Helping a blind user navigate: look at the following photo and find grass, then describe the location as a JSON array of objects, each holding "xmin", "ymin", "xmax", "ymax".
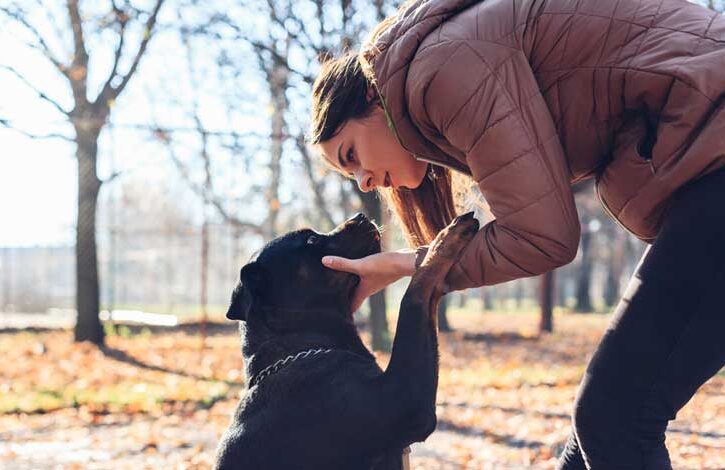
[{"xmin": 1, "ymin": 378, "xmax": 230, "ymax": 415}]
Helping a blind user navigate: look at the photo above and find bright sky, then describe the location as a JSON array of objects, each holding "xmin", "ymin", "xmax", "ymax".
[
  {"xmin": 0, "ymin": 134, "xmax": 76, "ymax": 247},
  {"xmin": 0, "ymin": 2, "xmax": 273, "ymax": 247},
  {"xmin": 4, "ymin": 1, "xmax": 719, "ymax": 248}
]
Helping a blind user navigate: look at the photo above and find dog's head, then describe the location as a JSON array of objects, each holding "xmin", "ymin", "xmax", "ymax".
[{"xmin": 226, "ymin": 213, "xmax": 381, "ymax": 323}]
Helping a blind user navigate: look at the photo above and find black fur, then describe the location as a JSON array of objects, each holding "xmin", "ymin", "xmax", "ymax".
[{"xmin": 215, "ymin": 211, "xmax": 478, "ymax": 470}]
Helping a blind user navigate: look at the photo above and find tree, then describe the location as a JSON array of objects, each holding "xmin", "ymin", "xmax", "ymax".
[
  {"xmin": 538, "ymin": 180, "xmax": 594, "ymax": 332},
  {"xmin": 539, "ymin": 271, "xmax": 555, "ymax": 332},
  {"xmin": 575, "ymin": 213, "xmax": 595, "ymax": 312},
  {"xmin": 1, "ymin": 1, "xmax": 165, "ymax": 345}
]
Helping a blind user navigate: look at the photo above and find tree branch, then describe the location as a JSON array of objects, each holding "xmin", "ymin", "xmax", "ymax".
[
  {"xmin": 192, "ymin": 14, "xmax": 314, "ymax": 85},
  {"xmin": 0, "ymin": 64, "xmax": 69, "ymax": 115},
  {"xmin": 296, "ymin": 134, "xmax": 335, "ymax": 228},
  {"xmin": 0, "ymin": 5, "xmax": 69, "ymax": 75},
  {"xmin": 161, "ymin": 133, "xmax": 265, "ymax": 235},
  {"xmin": 66, "ymin": 0, "xmax": 89, "ymax": 105},
  {"xmin": 98, "ymin": 4, "xmax": 129, "ymax": 104},
  {"xmin": 112, "ymin": 122, "xmax": 279, "ymax": 140},
  {"xmin": 0, "ymin": 118, "xmax": 73, "ymax": 142},
  {"xmin": 101, "ymin": 169, "xmax": 124, "ymax": 185},
  {"xmin": 107, "ymin": 0, "xmax": 165, "ymax": 100}
]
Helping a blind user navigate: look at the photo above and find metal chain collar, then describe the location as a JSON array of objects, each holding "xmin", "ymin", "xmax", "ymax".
[{"xmin": 249, "ymin": 347, "xmax": 334, "ymax": 388}]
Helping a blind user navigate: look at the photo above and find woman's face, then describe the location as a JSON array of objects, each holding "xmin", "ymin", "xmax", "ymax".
[{"xmin": 316, "ymin": 105, "xmax": 428, "ymax": 192}]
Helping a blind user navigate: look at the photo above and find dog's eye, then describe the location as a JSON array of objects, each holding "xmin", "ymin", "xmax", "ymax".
[{"xmin": 306, "ymin": 235, "xmax": 319, "ymax": 245}]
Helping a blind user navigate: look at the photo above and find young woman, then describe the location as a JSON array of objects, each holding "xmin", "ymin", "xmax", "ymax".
[{"xmin": 308, "ymin": 0, "xmax": 725, "ymax": 468}]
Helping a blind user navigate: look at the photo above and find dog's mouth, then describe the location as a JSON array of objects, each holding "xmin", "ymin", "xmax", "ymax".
[
  {"xmin": 324, "ymin": 213, "xmax": 381, "ymax": 315},
  {"xmin": 328, "ymin": 213, "xmax": 381, "ymax": 259}
]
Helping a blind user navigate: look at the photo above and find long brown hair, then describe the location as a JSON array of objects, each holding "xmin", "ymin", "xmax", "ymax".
[{"xmin": 308, "ymin": 2, "xmax": 472, "ymax": 248}]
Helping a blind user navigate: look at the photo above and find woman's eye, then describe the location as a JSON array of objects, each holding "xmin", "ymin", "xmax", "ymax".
[{"xmin": 347, "ymin": 148, "xmax": 355, "ymax": 163}]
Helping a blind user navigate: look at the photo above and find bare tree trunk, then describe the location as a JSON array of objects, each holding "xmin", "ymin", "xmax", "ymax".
[
  {"xmin": 438, "ymin": 295, "xmax": 452, "ymax": 332},
  {"xmin": 575, "ymin": 218, "xmax": 594, "ymax": 312},
  {"xmin": 539, "ymin": 271, "xmax": 555, "ymax": 333},
  {"xmin": 368, "ymin": 290, "xmax": 391, "ymax": 351},
  {"xmin": 482, "ymin": 287, "xmax": 494, "ymax": 311},
  {"xmin": 266, "ymin": 49, "xmax": 288, "ymax": 238},
  {"xmin": 362, "ymin": 194, "xmax": 390, "ymax": 351},
  {"xmin": 361, "ymin": 0, "xmax": 392, "ymax": 350},
  {"xmin": 515, "ymin": 280, "xmax": 525, "ymax": 309},
  {"xmin": 603, "ymin": 229, "xmax": 625, "ymax": 308},
  {"xmin": 74, "ymin": 128, "xmax": 103, "ymax": 344}
]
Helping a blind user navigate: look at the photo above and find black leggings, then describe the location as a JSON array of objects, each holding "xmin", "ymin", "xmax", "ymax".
[{"xmin": 556, "ymin": 167, "xmax": 725, "ymax": 470}]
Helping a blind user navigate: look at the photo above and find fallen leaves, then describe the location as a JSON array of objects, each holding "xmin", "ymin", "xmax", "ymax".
[{"xmin": 0, "ymin": 312, "xmax": 722, "ymax": 469}]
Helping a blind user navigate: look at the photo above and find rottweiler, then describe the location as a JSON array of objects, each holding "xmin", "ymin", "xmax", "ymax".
[{"xmin": 215, "ymin": 211, "xmax": 479, "ymax": 470}]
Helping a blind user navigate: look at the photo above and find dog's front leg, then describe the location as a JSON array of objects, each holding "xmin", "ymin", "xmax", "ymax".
[{"xmin": 382, "ymin": 212, "xmax": 479, "ymax": 444}]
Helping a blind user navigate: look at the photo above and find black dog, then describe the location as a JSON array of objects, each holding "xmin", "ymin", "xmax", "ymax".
[{"xmin": 215, "ymin": 211, "xmax": 479, "ymax": 470}]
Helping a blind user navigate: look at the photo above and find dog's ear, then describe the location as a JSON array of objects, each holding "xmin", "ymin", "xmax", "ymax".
[{"xmin": 226, "ymin": 262, "xmax": 266, "ymax": 321}]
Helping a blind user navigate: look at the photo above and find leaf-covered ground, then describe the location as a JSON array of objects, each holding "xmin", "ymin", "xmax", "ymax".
[{"xmin": 1, "ymin": 311, "xmax": 723, "ymax": 469}]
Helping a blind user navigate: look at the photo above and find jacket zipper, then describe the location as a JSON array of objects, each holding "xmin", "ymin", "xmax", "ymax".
[{"xmin": 414, "ymin": 154, "xmax": 471, "ymax": 175}]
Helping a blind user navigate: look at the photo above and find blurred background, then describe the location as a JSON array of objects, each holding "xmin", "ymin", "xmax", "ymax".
[{"xmin": 1, "ymin": 1, "xmax": 723, "ymax": 469}]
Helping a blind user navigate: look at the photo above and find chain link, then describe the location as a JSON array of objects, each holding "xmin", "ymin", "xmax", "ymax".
[{"xmin": 250, "ymin": 347, "xmax": 333, "ymax": 388}]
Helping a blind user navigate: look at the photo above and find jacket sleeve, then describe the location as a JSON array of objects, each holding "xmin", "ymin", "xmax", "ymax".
[{"xmin": 409, "ymin": 41, "xmax": 580, "ymax": 292}]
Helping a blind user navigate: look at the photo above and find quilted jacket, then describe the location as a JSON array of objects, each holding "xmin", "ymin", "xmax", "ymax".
[{"xmin": 361, "ymin": 0, "xmax": 725, "ymax": 291}]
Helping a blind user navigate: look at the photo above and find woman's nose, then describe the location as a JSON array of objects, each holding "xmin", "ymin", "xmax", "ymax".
[{"xmin": 354, "ymin": 168, "xmax": 375, "ymax": 192}]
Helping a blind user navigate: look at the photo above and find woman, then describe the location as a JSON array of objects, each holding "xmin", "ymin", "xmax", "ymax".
[{"xmin": 308, "ymin": 0, "xmax": 725, "ymax": 468}]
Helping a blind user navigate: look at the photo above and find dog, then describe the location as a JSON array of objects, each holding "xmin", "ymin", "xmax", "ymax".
[{"xmin": 215, "ymin": 211, "xmax": 479, "ymax": 470}]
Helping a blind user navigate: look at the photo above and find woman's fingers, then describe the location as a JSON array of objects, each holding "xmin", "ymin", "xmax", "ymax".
[{"xmin": 321, "ymin": 256, "xmax": 360, "ymax": 274}]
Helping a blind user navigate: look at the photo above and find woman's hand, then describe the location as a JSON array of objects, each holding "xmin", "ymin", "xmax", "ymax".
[{"xmin": 322, "ymin": 250, "xmax": 416, "ymax": 313}]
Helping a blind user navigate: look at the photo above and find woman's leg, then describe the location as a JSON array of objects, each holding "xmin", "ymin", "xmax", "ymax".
[{"xmin": 556, "ymin": 167, "xmax": 725, "ymax": 470}]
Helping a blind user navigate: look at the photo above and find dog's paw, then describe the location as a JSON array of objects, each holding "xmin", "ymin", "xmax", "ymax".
[{"xmin": 420, "ymin": 211, "xmax": 479, "ymax": 270}]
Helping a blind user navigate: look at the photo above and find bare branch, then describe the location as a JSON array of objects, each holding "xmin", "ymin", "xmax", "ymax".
[
  {"xmin": 66, "ymin": 0, "xmax": 85, "ymax": 55},
  {"xmin": 106, "ymin": 0, "xmax": 165, "ymax": 100},
  {"xmin": 101, "ymin": 169, "xmax": 124, "ymax": 185},
  {"xmin": 296, "ymin": 134, "xmax": 335, "ymax": 227},
  {"xmin": 0, "ymin": 118, "xmax": 73, "ymax": 142},
  {"xmin": 0, "ymin": 64, "xmax": 69, "ymax": 115},
  {"xmin": 161, "ymin": 134, "xmax": 265, "ymax": 235},
  {"xmin": 98, "ymin": 4, "xmax": 129, "ymax": 104},
  {"xmin": 112, "ymin": 122, "xmax": 280, "ymax": 140},
  {"xmin": 192, "ymin": 14, "xmax": 315, "ymax": 85},
  {"xmin": 0, "ymin": 5, "xmax": 69, "ymax": 75},
  {"xmin": 242, "ymin": 33, "xmax": 314, "ymax": 84},
  {"xmin": 265, "ymin": 0, "xmax": 319, "ymax": 57},
  {"xmin": 33, "ymin": 0, "xmax": 69, "ymax": 55},
  {"xmin": 66, "ymin": 0, "xmax": 89, "ymax": 104}
]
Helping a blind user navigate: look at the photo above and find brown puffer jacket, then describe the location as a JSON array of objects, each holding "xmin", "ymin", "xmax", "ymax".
[{"xmin": 361, "ymin": 0, "xmax": 725, "ymax": 292}]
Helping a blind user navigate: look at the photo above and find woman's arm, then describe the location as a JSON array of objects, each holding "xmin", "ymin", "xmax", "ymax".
[{"xmin": 408, "ymin": 40, "xmax": 581, "ymax": 291}]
